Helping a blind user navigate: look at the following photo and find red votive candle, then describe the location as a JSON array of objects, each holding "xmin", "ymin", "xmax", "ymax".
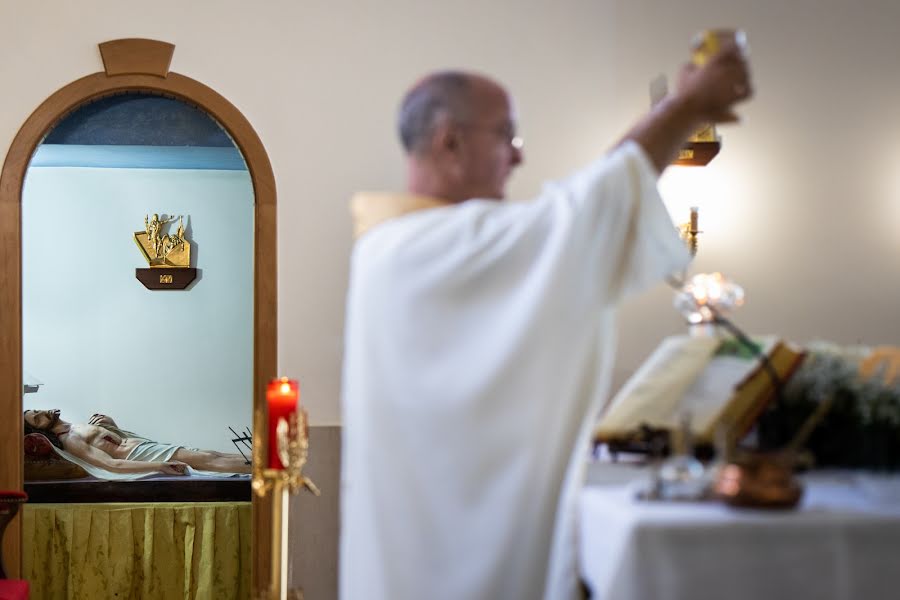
[{"xmin": 267, "ymin": 377, "xmax": 299, "ymax": 470}]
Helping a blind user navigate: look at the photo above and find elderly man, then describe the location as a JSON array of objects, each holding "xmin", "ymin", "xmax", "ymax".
[
  {"xmin": 342, "ymin": 40, "xmax": 752, "ymax": 600},
  {"xmin": 24, "ymin": 409, "xmax": 250, "ymax": 475}
]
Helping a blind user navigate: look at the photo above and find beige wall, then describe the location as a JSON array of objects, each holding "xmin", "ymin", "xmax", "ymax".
[{"xmin": 3, "ymin": 1, "xmax": 899, "ymax": 424}]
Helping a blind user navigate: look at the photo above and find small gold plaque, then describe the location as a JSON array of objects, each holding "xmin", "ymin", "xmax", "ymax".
[
  {"xmin": 678, "ymin": 149, "xmax": 695, "ymax": 160},
  {"xmin": 159, "ymin": 274, "xmax": 173, "ymax": 284}
]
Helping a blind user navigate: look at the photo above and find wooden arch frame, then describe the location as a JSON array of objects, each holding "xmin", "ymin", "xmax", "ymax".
[{"xmin": 0, "ymin": 39, "xmax": 276, "ymax": 591}]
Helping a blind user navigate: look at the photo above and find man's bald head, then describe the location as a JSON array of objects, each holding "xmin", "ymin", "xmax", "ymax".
[
  {"xmin": 399, "ymin": 71, "xmax": 522, "ymax": 201},
  {"xmin": 398, "ymin": 71, "xmax": 476, "ymax": 156}
]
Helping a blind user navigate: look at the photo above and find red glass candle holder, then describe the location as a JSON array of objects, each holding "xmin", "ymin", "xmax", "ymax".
[{"xmin": 266, "ymin": 377, "xmax": 299, "ymax": 470}]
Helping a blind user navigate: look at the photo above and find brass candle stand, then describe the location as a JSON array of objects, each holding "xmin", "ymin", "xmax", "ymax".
[
  {"xmin": 252, "ymin": 407, "xmax": 320, "ymax": 600},
  {"xmin": 678, "ymin": 206, "xmax": 701, "ymax": 257}
]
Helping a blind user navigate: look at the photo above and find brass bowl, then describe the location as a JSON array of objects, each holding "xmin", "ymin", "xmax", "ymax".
[{"xmin": 713, "ymin": 453, "xmax": 804, "ymax": 509}]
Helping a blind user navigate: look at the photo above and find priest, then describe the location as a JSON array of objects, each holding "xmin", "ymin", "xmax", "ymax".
[{"xmin": 341, "ymin": 38, "xmax": 752, "ymax": 600}]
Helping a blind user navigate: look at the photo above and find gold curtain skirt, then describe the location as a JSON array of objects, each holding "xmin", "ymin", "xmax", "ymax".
[{"xmin": 23, "ymin": 502, "xmax": 251, "ymax": 600}]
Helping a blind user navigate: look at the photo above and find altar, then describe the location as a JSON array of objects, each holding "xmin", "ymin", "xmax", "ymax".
[{"xmin": 579, "ymin": 463, "xmax": 900, "ymax": 600}]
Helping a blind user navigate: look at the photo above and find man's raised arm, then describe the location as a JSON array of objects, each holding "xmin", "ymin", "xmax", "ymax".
[{"xmin": 619, "ymin": 38, "xmax": 753, "ymax": 173}]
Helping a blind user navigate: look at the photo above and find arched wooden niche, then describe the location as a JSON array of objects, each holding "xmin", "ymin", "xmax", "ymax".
[{"xmin": 0, "ymin": 39, "xmax": 276, "ymax": 592}]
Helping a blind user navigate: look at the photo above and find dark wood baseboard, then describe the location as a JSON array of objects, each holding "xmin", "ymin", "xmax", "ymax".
[{"xmin": 25, "ymin": 476, "xmax": 250, "ymax": 503}]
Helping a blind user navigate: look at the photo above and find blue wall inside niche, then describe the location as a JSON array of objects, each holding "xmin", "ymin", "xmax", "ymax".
[
  {"xmin": 45, "ymin": 94, "xmax": 234, "ymax": 147},
  {"xmin": 31, "ymin": 145, "xmax": 247, "ymax": 170}
]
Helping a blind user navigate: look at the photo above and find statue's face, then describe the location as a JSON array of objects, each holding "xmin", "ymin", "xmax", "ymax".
[{"xmin": 24, "ymin": 408, "xmax": 60, "ymax": 430}]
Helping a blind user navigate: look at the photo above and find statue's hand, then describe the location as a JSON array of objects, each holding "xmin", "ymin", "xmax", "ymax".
[
  {"xmin": 160, "ymin": 461, "xmax": 189, "ymax": 476},
  {"xmin": 89, "ymin": 413, "xmax": 117, "ymax": 427}
]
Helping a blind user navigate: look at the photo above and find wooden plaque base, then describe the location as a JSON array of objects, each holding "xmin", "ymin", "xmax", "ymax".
[{"xmin": 136, "ymin": 267, "xmax": 196, "ymax": 290}]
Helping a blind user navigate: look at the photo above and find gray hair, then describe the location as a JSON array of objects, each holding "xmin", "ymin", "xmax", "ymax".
[{"xmin": 398, "ymin": 71, "xmax": 473, "ymax": 155}]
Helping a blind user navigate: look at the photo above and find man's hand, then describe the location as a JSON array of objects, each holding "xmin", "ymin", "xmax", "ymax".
[
  {"xmin": 89, "ymin": 413, "xmax": 118, "ymax": 428},
  {"xmin": 159, "ymin": 461, "xmax": 189, "ymax": 476},
  {"xmin": 675, "ymin": 38, "xmax": 753, "ymax": 124},
  {"xmin": 619, "ymin": 35, "xmax": 754, "ymax": 173}
]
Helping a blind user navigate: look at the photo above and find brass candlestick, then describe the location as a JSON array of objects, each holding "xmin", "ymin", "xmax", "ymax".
[
  {"xmin": 678, "ymin": 206, "xmax": 701, "ymax": 257},
  {"xmin": 252, "ymin": 407, "xmax": 320, "ymax": 600}
]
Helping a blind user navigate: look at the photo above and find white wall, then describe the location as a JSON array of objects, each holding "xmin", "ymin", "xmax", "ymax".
[
  {"xmin": 22, "ymin": 164, "xmax": 254, "ymax": 453},
  {"xmin": 3, "ymin": 0, "xmax": 899, "ymax": 425}
]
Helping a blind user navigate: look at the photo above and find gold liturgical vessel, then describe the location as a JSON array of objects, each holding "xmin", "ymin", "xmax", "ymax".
[
  {"xmin": 674, "ymin": 29, "xmax": 748, "ymax": 166},
  {"xmin": 253, "ymin": 401, "xmax": 320, "ymax": 600},
  {"xmin": 133, "ymin": 213, "xmax": 197, "ymax": 289}
]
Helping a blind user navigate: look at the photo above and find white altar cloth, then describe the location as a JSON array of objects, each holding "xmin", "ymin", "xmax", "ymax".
[{"xmin": 579, "ymin": 467, "xmax": 900, "ymax": 600}]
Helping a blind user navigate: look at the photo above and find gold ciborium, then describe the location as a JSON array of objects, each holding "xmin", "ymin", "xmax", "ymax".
[
  {"xmin": 252, "ymin": 406, "xmax": 320, "ymax": 600},
  {"xmin": 675, "ymin": 29, "xmax": 749, "ymax": 166}
]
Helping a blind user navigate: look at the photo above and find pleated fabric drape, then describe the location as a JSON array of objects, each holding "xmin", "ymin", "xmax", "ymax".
[{"xmin": 23, "ymin": 502, "xmax": 251, "ymax": 599}]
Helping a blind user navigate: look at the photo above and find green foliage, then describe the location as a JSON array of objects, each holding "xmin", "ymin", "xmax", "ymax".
[
  {"xmin": 758, "ymin": 347, "xmax": 900, "ymax": 470},
  {"xmin": 714, "ymin": 337, "xmax": 762, "ymax": 359}
]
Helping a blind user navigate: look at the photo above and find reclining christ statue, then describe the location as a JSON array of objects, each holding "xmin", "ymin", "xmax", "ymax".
[{"xmin": 24, "ymin": 409, "xmax": 251, "ymax": 475}]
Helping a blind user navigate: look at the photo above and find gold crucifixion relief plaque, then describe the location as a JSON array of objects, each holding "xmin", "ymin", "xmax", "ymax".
[
  {"xmin": 134, "ymin": 213, "xmax": 197, "ymax": 289},
  {"xmin": 134, "ymin": 213, "xmax": 191, "ymax": 267}
]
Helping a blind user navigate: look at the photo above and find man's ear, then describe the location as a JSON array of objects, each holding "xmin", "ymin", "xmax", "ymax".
[{"xmin": 431, "ymin": 120, "xmax": 462, "ymax": 160}]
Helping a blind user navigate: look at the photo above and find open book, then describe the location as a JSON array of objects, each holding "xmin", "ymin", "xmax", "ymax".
[{"xmin": 594, "ymin": 335, "xmax": 806, "ymax": 447}]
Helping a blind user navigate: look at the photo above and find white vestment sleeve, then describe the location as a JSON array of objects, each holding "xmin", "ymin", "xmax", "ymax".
[{"xmin": 541, "ymin": 139, "xmax": 691, "ymax": 304}]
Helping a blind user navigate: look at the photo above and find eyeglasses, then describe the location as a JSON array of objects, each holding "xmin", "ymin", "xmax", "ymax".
[{"xmin": 459, "ymin": 123, "xmax": 524, "ymax": 150}]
